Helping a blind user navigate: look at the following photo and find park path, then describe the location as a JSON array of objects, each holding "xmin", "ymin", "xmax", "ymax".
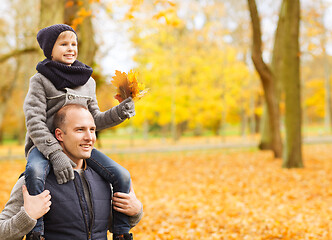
[
  {"xmin": 1, "ymin": 135, "xmax": 332, "ymax": 160},
  {"xmin": 102, "ymin": 135, "xmax": 332, "ymax": 154}
]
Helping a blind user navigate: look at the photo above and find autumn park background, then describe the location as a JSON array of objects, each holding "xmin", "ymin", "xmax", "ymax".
[{"xmin": 1, "ymin": 0, "xmax": 332, "ymax": 239}]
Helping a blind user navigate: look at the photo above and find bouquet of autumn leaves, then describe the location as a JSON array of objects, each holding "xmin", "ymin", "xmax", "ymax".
[{"xmin": 111, "ymin": 70, "xmax": 148, "ymax": 102}]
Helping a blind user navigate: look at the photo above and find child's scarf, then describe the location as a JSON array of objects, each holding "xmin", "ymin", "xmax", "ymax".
[{"xmin": 36, "ymin": 59, "xmax": 93, "ymax": 90}]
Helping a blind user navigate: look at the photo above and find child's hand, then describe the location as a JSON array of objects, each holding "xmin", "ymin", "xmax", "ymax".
[
  {"xmin": 117, "ymin": 97, "xmax": 135, "ymax": 119},
  {"xmin": 49, "ymin": 151, "xmax": 76, "ymax": 184},
  {"xmin": 22, "ymin": 185, "xmax": 51, "ymax": 220}
]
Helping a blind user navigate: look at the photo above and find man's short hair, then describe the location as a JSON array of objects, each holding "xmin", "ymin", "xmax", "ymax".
[{"xmin": 53, "ymin": 104, "xmax": 89, "ymax": 130}]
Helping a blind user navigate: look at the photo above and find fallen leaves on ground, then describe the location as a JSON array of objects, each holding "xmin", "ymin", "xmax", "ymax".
[
  {"xmin": 0, "ymin": 160, "xmax": 25, "ymax": 210},
  {"xmin": 1, "ymin": 144, "xmax": 332, "ymax": 239},
  {"xmin": 120, "ymin": 145, "xmax": 332, "ymax": 240}
]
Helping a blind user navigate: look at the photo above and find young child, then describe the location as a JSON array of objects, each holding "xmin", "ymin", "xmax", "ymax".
[{"xmin": 23, "ymin": 24, "xmax": 135, "ymax": 240}]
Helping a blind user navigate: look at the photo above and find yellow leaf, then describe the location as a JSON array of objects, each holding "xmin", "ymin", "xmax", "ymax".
[
  {"xmin": 65, "ymin": 0, "xmax": 74, "ymax": 8},
  {"xmin": 71, "ymin": 17, "xmax": 84, "ymax": 30},
  {"xmin": 77, "ymin": 7, "xmax": 92, "ymax": 17},
  {"xmin": 111, "ymin": 70, "xmax": 149, "ymax": 101}
]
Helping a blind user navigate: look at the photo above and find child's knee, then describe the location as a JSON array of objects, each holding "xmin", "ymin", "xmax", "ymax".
[
  {"xmin": 118, "ymin": 168, "xmax": 131, "ymax": 186},
  {"xmin": 25, "ymin": 162, "xmax": 48, "ymax": 181},
  {"xmin": 115, "ymin": 167, "xmax": 131, "ymax": 192}
]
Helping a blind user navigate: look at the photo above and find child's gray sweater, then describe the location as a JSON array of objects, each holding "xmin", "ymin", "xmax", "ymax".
[{"xmin": 23, "ymin": 73, "xmax": 129, "ymax": 160}]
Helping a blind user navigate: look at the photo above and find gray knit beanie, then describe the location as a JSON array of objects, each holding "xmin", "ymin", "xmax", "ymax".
[{"xmin": 37, "ymin": 24, "xmax": 77, "ymax": 59}]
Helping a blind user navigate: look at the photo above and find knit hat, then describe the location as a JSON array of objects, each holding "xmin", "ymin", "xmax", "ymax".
[{"xmin": 37, "ymin": 24, "xmax": 77, "ymax": 59}]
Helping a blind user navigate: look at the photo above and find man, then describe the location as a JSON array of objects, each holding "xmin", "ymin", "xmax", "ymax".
[{"xmin": 0, "ymin": 104, "xmax": 143, "ymax": 240}]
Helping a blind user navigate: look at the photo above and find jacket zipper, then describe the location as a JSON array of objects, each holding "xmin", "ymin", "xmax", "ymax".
[
  {"xmin": 73, "ymin": 173, "xmax": 91, "ymax": 240},
  {"xmin": 83, "ymin": 171, "xmax": 94, "ymax": 240}
]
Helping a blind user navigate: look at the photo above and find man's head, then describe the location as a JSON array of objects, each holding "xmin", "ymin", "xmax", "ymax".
[
  {"xmin": 54, "ymin": 104, "xmax": 96, "ymax": 163},
  {"xmin": 37, "ymin": 24, "xmax": 78, "ymax": 64}
]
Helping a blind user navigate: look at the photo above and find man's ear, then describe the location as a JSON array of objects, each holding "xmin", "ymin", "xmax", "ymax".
[{"xmin": 55, "ymin": 128, "xmax": 64, "ymax": 142}]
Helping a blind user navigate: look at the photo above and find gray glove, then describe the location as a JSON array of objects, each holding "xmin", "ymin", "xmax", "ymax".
[
  {"xmin": 117, "ymin": 97, "xmax": 135, "ymax": 119},
  {"xmin": 49, "ymin": 150, "xmax": 77, "ymax": 184}
]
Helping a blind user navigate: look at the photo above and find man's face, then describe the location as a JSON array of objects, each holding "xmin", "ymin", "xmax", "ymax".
[
  {"xmin": 57, "ymin": 108, "xmax": 96, "ymax": 162},
  {"xmin": 51, "ymin": 31, "xmax": 78, "ymax": 66}
]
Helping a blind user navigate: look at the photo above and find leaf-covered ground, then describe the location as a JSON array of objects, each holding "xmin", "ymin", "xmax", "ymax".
[{"xmin": 0, "ymin": 144, "xmax": 331, "ymax": 239}]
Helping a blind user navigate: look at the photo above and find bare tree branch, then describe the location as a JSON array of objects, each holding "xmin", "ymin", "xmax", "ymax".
[{"xmin": 0, "ymin": 47, "xmax": 38, "ymax": 63}]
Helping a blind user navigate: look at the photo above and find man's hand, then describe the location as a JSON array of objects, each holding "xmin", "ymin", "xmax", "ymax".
[
  {"xmin": 22, "ymin": 185, "xmax": 52, "ymax": 220},
  {"xmin": 112, "ymin": 184, "xmax": 142, "ymax": 216}
]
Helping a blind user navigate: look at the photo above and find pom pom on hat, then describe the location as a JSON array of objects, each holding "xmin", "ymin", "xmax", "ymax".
[{"xmin": 37, "ymin": 24, "xmax": 77, "ymax": 59}]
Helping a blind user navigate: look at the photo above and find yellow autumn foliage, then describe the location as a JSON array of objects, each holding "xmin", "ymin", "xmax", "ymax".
[
  {"xmin": 304, "ymin": 78, "xmax": 325, "ymax": 120},
  {"xmin": 111, "ymin": 70, "xmax": 148, "ymax": 101},
  {"xmin": 1, "ymin": 144, "xmax": 332, "ymax": 239},
  {"xmin": 131, "ymin": 20, "xmax": 256, "ymax": 133},
  {"xmin": 77, "ymin": 7, "xmax": 92, "ymax": 17}
]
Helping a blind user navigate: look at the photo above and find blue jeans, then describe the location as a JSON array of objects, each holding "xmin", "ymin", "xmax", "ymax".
[
  {"xmin": 25, "ymin": 148, "xmax": 131, "ymax": 235},
  {"xmin": 25, "ymin": 147, "xmax": 51, "ymax": 235},
  {"xmin": 87, "ymin": 149, "xmax": 131, "ymax": 234}
]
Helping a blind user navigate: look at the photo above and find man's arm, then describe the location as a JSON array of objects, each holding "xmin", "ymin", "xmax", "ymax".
[
  {"xmin": 112, "ymin": 184, "xmax": 143, "ymax": 228},
  {"xmin": 0, "ymin": 177, "xmax": 51, "ymax": 240}
]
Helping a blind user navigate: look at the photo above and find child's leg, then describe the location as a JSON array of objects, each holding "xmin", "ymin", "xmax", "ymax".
[
  {"xmin": 25, "ymin": 147, "xmax": 50, "ymax": 236},
  {"xmin": 87, "ymin": 149, "xmax": 131, "ymax": 234}
]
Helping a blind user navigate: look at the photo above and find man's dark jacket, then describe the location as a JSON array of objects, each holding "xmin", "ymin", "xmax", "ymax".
[{"xmin": 44, "ymin": 166, "xmax": 111, "ymax": 240}]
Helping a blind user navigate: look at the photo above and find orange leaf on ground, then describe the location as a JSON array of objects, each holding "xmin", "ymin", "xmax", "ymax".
[{"xmin": 1, "ymin": 144, "xmax": 332, "ymax": 239}]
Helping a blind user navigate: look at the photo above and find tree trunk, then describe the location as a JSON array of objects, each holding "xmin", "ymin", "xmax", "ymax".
[
  {"xmin": 40, "ymin": 0, "xmax": 65, "ymax": 28},
  {"xmin": 64, "ymin": 0, "xmax": 97, "ymax": 67},
  {"xmin": 249, "ymin": 93, "xmax": 256, "ymax": 134},
  {"xmin": 281, "ymin": 0, "xmax": 303, "ymax": 168},
  {"xmin": 240, "ymin": 101, "xmax": 247, "ymax": 137},
  {"xmin": 258, "ymin": 104, "xmax": 272, "ymax": 149},
  {"xmin": 259, "ymin": 0, "xmax": 286, "ymax": 150},
  {"xmin": 76, "ymin": 7, "xmax": 97, "ymax": 67},
  {"xmin": 247, "ymin": 0, "xmax": 282, "ymax": 158},
  {"xmin": 40, "ymin": 0, "xmax": 97, "ymax": 70}
]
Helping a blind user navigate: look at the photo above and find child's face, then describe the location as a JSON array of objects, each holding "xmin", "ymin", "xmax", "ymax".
[{"xmin": 51, "ymin": 31, "xmax": 78, "ymax": 66}]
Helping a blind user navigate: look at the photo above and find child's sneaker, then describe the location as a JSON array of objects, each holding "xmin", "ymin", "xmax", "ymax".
[{"xmin": 113, "ymin": 233, "xmax": 133, "ymax": 240}]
